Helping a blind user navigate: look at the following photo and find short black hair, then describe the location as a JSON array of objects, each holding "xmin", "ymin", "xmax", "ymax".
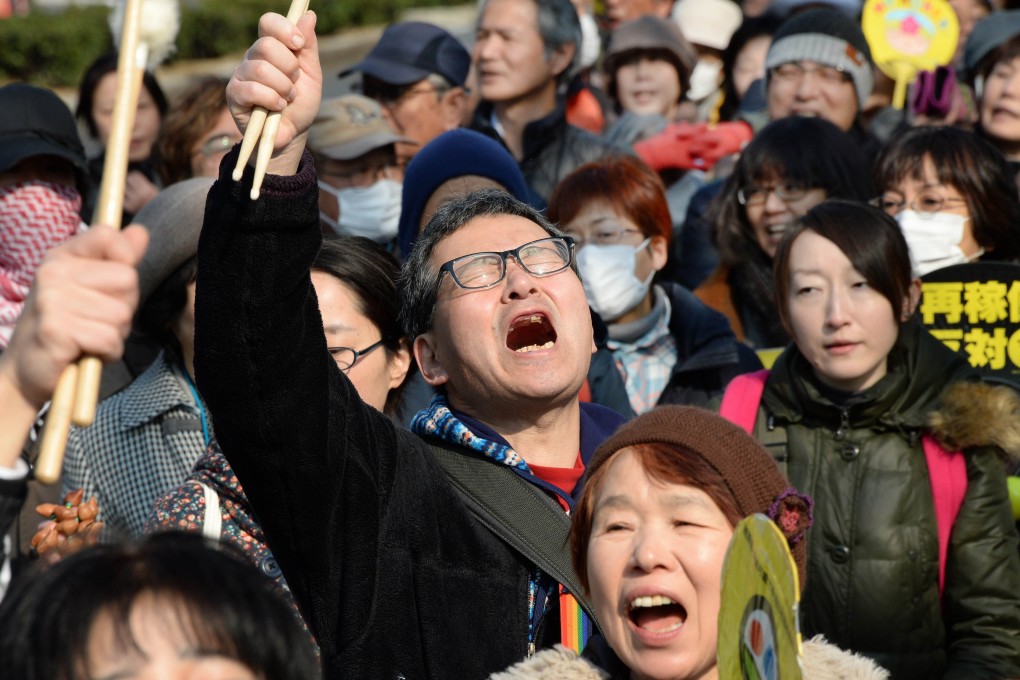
[
  {"xmin": 313, "ymin": 236, "xmax": 412, "ymax": 415},
  {"xmin": 0, "ymin": 532, "xmax": 319, "ymax": 680},
  {"xmin": 711, "ymin": 116, "xmax": 873, "ymax": 267},
  {"xmin": 773, "ymin": 200, "xmax": 915, "ymax": 337}
]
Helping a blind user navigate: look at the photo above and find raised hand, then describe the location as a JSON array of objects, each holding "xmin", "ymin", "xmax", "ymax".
[{"xmin": 226, "ymin": 10, "xmax": 322, "ymax": 176}]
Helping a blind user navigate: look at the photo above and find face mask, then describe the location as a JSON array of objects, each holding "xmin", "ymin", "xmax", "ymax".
[
  {"xmin": 576, "ymin": 240, "xmax": 654, "ymax": 322},
  {"xmin": 686, "ymin": 59, "xmax": 723, "ymax": 103},
  {"xmin": 895, "ymin": 210, "xmax": 978, "ymax": 277},
  {"xmin": 318, "ymin": 179, "xmax": 402, "ymax": 243},
  {"xmin": 0, "ymin": 181, "xmax": 84, "ymax": 348},
  {"xmin": 578, "ymin": 10, "xmax": 601, "ymax": 71}
]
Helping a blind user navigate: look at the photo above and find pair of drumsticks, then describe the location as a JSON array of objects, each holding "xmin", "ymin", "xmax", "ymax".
[{"xmin": 35, "ymin": 0, "xmax": 309, "ymax": 484}]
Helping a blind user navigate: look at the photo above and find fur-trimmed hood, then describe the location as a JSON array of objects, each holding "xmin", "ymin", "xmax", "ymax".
[
  {"xmin": 929, "ymin": 380, "xmax": 1020, "ymax": 464},
  {"xmin": 488, "ymin": 637, "xmax": 890, "ymax": 679}
]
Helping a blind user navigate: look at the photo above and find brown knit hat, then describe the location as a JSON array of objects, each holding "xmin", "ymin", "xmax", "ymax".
[
  {"xmin": 603, "ymin": 15, "xmax": 696, "ymax": 103},
  {"xmin": 588, "ymin": 405, "xmax": 812, "ymax": 587}
]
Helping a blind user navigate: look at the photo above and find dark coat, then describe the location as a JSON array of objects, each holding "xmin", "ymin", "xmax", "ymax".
[
  {"xmin": 195, "ymin": 148, "xmax": 625, "ymax": 679},
  {"xmin": 588, "ymin": 283, "xmax": 761, "ymax": 411},
  {"xmin": 755, "ymin": 321, "xmax": 1020, "ymax": 679},
  {"xmin": 470, "ymin": 100, "xmax": 627, "ymax": 207}
]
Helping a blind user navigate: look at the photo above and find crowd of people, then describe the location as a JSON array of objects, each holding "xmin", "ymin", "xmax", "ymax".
[{"xmin": 1, "ymin": 0, "xmax": 1020, "ymax": 678}]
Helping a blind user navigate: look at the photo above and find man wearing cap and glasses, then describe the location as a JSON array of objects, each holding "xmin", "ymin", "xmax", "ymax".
[
  {"xmin": 308, "ymin": 94, "xmax": 415, "ymax": 247},
  {"xmin": 341, "ymin": 22, "xmax": 471, "ymax": 165},
  {"xmin": 198, "ymin": 11, "xmax": 627, "ymax": 678}
]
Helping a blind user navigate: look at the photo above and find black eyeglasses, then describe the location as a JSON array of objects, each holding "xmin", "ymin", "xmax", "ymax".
[
  {"xmin": 360, "ymin": 77, "xmax": 449, "ymax": 108},
  {"xmin": 737, "ymin": 181, "xmax": 813, "ymax": 207},
  {"xmin": 327, "ymin": 338, "xmax": 388, "ymax": 373},
  {"xmin": 439, "ymin": 236, "xmax": 575, "ymax": 290}
]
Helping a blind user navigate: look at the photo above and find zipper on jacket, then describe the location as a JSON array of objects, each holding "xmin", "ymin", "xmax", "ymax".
[{"xmin": 834, "ymin": 408, "xmax": 850, "ymax": 440}]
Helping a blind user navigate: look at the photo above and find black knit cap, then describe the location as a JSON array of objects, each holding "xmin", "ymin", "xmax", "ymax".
[{"xmin": 588, "ymin": 405, "xmax": 811, "ymax": 587}]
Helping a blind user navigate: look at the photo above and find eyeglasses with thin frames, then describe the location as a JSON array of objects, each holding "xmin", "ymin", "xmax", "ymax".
[
  {"xmin": 438, "ymin": 236, "xmax": 575, "ymax": 290},
  {"xmin": 562, "ymin": 227, "xmax": 644, "ymax": 248},
  {"xmin": 769, "ymin": 62, "xmax": 852, "ymax": 87},
  {"xmin": 869, "ymin": 193, "xmax": 968, "ymax": 217},
  {"xmin": 327, "ymin": 338, "xmax": 388, "ymax": 373}
]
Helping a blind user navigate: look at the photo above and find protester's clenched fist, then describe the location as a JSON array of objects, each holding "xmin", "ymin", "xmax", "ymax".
[
  {"xmin": 1, "ymin": 224, "xmax": 148, "ymax": 409},
  {"xmin": 227, "ymin": 10, "xmax": 322, "ymax": 175}
]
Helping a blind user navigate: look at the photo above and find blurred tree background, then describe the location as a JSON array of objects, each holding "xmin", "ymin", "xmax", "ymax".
[{"xmin": 0, "ymin": 0, "xmax": 453, "ymax": 87}]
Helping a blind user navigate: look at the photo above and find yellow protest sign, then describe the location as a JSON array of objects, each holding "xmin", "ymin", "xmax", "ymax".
[
  {"xmin": 718, "ymin": 514, "xmax": 802, "ymax": 680},
  {"xmin": 862, "ymin": 0, "xmax": 958, "ymax": 108}
]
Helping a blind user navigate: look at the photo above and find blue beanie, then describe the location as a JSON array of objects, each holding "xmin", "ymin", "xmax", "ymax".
[{"xmin": 397, "ymin": 129, "xmax": 531, "ymax": 260}]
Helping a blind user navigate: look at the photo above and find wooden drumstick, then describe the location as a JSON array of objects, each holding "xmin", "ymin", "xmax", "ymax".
[
  {"xmin": 232, "ymin": 0, "xmax": 310, "ymax": 200},
  {"xmin": 34, "ymin": 0, "xmax": 179, "ymax": 484}
]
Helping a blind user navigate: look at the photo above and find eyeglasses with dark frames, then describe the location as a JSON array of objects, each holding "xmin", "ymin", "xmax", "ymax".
[
  {"xmin": 327, "ymin": 338, "xmax": 388, "ymax": 373},
  {"xmin": 737, "ymin": 181, "xmax": 814, "ymax": 207},
  {"xmin": 360, "ymin": 79, "xmax": 450, "ymax": 109},
  {"xmin": 438, "ymin": 236, "xmax": 575, "ymax": 290}
]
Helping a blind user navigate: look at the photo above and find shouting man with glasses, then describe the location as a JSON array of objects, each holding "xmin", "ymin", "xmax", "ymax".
[
  {"xmin": 197, "ymin": 12, "xmax": 626, "ymax": 679},
  {"xmin": 341, "ymin": 22, "xmax": 471, "ymax": 165}
]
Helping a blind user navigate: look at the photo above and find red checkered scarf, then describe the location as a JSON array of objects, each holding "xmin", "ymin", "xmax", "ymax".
[{"xmin": 0, "ymin": 181, "xmax": 84, "ymax": 348}]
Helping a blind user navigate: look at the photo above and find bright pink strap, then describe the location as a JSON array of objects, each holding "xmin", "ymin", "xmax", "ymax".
[
  {"xmin": 922, "ymin": 436, "xmax": 967, "ymax": 598},
  {"xmin": 719, "ymin": 370, "xmax": 771, "ymax": 434}
]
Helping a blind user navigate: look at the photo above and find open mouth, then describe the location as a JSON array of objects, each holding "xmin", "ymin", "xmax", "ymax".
[
  {"xmin": 506, "ymin": 313, "xmax": 556, "ymax": 353},
  {"xmin": 629, "ymin": 595, "xmax": 687, "ymax": 633},
  {"xmin": 766, "ymin": 224, "xmax": 788, "ymax": 237}
]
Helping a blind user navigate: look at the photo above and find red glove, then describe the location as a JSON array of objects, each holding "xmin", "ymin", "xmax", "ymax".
[{"xmin": 635, "ymin": 120, "xmax": 752, "ymax": 172}]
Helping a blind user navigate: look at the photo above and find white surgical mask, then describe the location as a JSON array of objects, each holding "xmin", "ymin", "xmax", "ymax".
[
  {"xmin": 578, "ymin": 11, "xmax": 601, "ymax": 71},
  {"xmin": 895, "ymin": 210, "xmax": 980, "ymax": 277},
  {"xmin": 686, "ymin": 59, "xmax": 723, "ymax": 102},
  {"xmin": 318, "ymin": 179, "xmax": 402, "ymax": 243},
  {"xmin": 576, "ymin": 240, "xmax": 654, "ymax": 322}
]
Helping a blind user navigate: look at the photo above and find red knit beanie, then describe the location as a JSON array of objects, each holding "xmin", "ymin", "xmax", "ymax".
[{"xmin": 588, "ymin": 405, "xmax": 812, "ymax": 587}]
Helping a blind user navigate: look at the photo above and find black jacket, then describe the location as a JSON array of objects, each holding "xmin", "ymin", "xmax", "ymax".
[
  {"xmin": 470, "ymin": 100, "xmax": 627, "ymax": 207},
  {"xmin": 757, "ymin": 322, "xmax": 1020, "ymax": 679},
  {"xmin": 195, "ymin": 149, "xmax": 625, "ymax": 679},
  {"xmin": 588, "ymin": 283, "xmax": 761, "ymax": 411}
]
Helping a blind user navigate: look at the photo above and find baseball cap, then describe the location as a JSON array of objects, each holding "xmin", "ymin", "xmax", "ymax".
[
  {"xmin": 0, "ymin": 83, "xmax": 89, "ymax": 194},
  {"xmin": 339, "ymin": 21, "xmax": 471, "ymax": 87},
  {"xmin": 307, "ymin": 95, "xmax": 414, "ymax": 161}
]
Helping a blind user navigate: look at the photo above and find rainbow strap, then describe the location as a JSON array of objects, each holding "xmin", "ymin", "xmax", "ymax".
[{"xmin": 559, "ymin": 587, "xmax": 592, "ymax": 653}]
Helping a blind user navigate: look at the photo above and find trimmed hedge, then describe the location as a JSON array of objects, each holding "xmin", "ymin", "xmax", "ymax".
[{"xmin": 0, "ymin": 0, "xmax": 453, "ymax": 87}]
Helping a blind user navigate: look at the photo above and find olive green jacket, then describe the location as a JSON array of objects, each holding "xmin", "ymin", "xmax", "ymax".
[{"xmin": 756, "ymin": 321, "xmax": 1020, "ymax": 680}]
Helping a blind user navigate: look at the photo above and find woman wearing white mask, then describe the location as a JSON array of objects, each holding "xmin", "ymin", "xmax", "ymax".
[
  {"xmin": 308, "ymin": 95, "xmax": 411, "ymax": 249},
  {"xmin": 549, "ymin": 156, "xmax": 760, "ymax": 414},
  {"xmin": 874, "ymin": 125, "xmax": 1020, "ymax": 277}
]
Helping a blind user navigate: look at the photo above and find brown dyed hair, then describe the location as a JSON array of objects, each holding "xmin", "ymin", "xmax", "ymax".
[
  {"xmin": 772, "ymin": 200, "xmax": 914, "ymax": 337},
  {"xmin": 547, "ymin": 155, "xmax": 672, "ymax": 243},
  {"xmin": 874, "ymin": 125, "xmax": 1020, "ymax": 261},
  {"xmin": 569, "ymin": 442, "xmax": 742, "ymax": 594},
  {"xmin": 157, "ymin": 76, "xmax": 230, "ymax": 185}
]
